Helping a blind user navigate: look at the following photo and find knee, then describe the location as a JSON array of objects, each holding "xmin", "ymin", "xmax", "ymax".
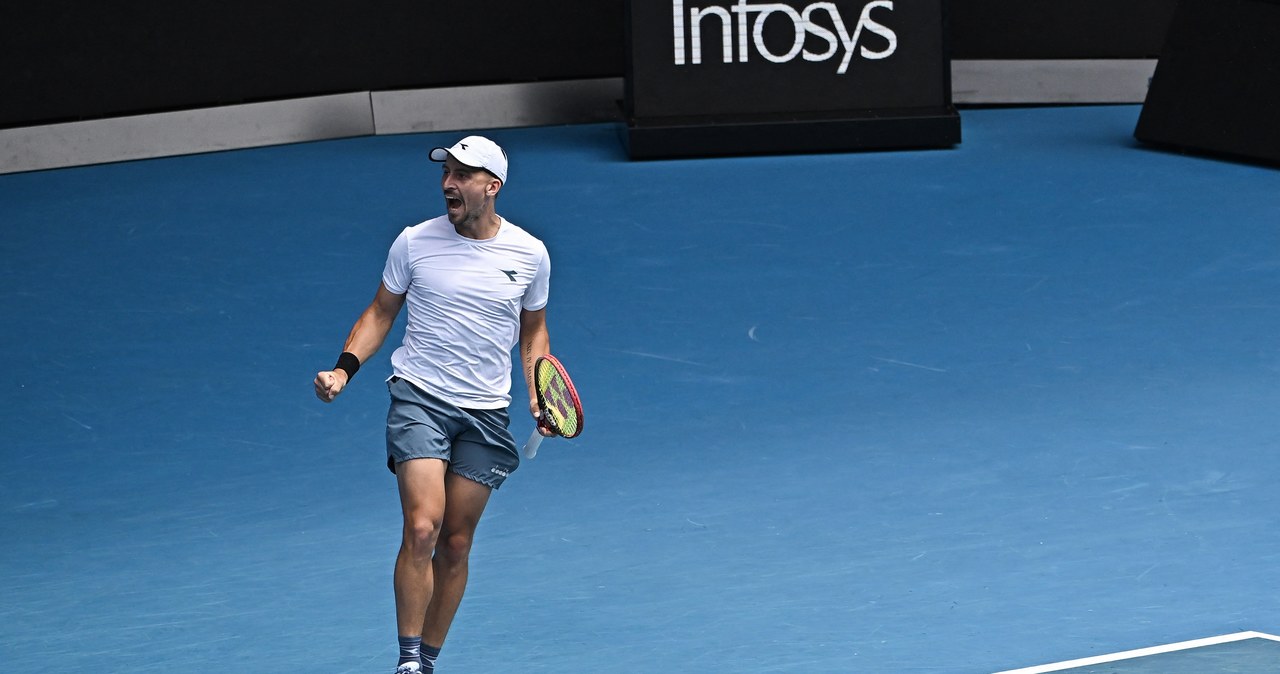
[
  {"xmin": 434, "ymin": 529, "xmax": 474, "ymax": 565},
  {"xmin": 402, "ymin": 513, "xmax": 443, "ymax": 554}
]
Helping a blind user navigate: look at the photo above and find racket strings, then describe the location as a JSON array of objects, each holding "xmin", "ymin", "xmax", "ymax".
[{"xmin": 536, "ymin": 360, "xmax": 581, "ymax": 437}]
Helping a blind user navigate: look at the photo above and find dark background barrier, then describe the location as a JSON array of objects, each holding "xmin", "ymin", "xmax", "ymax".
[
  {"xmin": 1135, "ymin": 0, "xmax": 1280, "ymax": 165},
  {"xmin": 0, "ymin": 0, "xmax": 626, "ymax": 128},
  {"xmin": 947, "ymin": 0, "xmax": 1176, "ymax": 59},
  {"xmin": 1, "ymin": 0, "xmax": 1176, "ymax": 130}
]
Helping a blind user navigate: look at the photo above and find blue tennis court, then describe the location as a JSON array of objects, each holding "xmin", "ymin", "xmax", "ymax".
[{"xmin": 3, "ymin": 105, "xmax": 1279, "ymax": 672}]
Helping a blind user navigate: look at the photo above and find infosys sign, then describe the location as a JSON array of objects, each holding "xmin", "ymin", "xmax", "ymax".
[
  {"xmin": 672, "ymin": 0, "xmax": 898, "ymax": 74},
  {"xmin": 627, "ymin": 0, "xmax": 949, "ymax": 119}
]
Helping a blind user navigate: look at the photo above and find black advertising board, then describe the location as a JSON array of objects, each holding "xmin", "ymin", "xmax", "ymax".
[
  {"xmin": 1134, "ymin": 0, "xmax": 1280, "ymax": 165},
  {"xmin": 623, "ymin": 0, "xmax": 960, "ymax": 158}
]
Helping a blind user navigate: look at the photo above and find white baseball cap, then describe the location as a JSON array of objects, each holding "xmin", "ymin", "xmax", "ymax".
[{"xmin": 429, "ymin": 135, "xmax": 508, "ymax": 184}]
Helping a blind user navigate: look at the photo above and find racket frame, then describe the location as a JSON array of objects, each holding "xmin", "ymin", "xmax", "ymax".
[{"xmin": 522, "ymin": 354, "xmax": 583, "ymax": 459}]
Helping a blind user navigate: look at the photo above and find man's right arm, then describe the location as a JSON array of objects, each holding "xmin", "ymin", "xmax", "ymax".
[{"xmin": 314, "ymin": 282, "xmax": 406, "ymax": 402}]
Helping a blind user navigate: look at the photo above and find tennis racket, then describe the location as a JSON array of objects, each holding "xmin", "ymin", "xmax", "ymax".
[{"xmin": 522, "ymin": 354, "xmax": 584, "ymax": 459}]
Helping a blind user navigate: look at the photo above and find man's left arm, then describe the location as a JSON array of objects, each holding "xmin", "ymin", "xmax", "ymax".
[{"xmin": 518, "ymin": 307, "xmax": 551, "ymax": 431}]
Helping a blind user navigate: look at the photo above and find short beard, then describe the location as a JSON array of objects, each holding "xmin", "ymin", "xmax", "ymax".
[{"xmin": 447, "ymin": 193, "xmax": 493, "ymax": 229}]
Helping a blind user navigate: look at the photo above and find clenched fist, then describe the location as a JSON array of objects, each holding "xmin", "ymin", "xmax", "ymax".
[{"xmin": 314, "ymin": 370, "xmax": 349, "ymax": 402}]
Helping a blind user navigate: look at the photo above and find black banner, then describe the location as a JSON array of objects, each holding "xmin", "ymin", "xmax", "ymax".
[
  {"xmin": 627, "ymin": 0, "xmax": 950, "ymax": 119},
  {"xmin": 623, "ymin": 0, "xmax": 958, "ymax": 158}
]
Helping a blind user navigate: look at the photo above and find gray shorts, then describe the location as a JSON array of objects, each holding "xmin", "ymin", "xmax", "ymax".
[{"xmin": 385, "ymin": 376, "xmax": 519, "ymax": 489}]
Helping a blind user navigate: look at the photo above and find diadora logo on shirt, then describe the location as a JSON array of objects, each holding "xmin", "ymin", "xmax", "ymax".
[
  {"xmin": 500, "ymin": 269, "xmax": 518, "ymax": 282},
  {"xmin": 671, "ymin": 0, "xmax": 897, "ymax": 75}
]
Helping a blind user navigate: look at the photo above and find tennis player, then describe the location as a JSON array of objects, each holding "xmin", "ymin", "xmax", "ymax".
[{"xmin": 314, "ymin": 135, "xmax": 553, "ymax": 674}]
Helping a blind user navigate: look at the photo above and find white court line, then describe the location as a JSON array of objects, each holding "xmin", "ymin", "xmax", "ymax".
[{"xmin": 993, "ymin": 631, "xmax": 1280, "ymax": 674}]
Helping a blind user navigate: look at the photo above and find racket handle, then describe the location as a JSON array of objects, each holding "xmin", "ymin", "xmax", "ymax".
[{"xmin": 522, "ymin": 429, "xmax": 545, "ymax": 459}]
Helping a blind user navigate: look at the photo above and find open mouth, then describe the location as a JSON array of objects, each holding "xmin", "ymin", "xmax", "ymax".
[{"xmin": 445, "ymin": 196, "xmax": 463, "ymax": 210}]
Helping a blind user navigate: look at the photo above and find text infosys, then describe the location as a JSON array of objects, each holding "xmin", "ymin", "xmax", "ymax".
[{"xmin": 671, "ymin": 0, "xmax": 897, "ymax": 74}]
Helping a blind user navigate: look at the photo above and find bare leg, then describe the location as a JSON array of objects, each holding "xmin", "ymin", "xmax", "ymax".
[
  {"xmin": 423, "ymin": 471, "xmax": 492, "ymax": 648},
  {"xmin": 393, "ymin": 458, "xmax": 448, "ymax": 637}
]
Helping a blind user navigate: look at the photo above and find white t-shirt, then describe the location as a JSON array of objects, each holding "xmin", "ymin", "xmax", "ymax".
[{"xmin": 382, "ymin": 215, "xmax": 550, "ymax": 409}]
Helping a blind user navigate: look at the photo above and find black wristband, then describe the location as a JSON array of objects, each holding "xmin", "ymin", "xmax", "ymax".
[{"xmin": 333, "ymin": 351, "xmax": 361, "ymax": 380}]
